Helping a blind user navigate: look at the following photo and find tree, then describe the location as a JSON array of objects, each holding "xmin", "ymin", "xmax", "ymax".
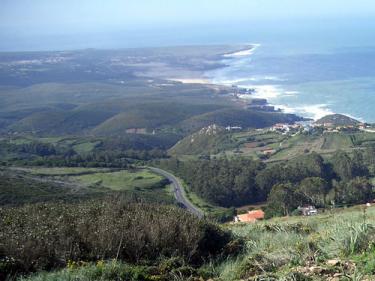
[
  {"xmin": 297, "ymin": 177, "xmax": 328, "ymax": 207},
  {"xmin": 265, "ymin": 183, "xmax": 302, "ymax": 217},
  {"xmin": 331, "ymin": 151, "xmax": 355, "ymax": 181},
  {"xmin": 335, "ymin": 177, "xmax": 373, "ymax": 205},
  {"xmin": 352, "ymin": 150, "xmax": 369, "ymax": 177}
]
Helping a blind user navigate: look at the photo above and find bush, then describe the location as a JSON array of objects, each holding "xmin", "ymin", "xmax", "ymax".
[{"xmin": 0, "ymin": 200, "xmax": 233, "ymax": 278}]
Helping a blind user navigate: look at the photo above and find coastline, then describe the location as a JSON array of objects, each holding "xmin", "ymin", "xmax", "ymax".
[
  {"xmin": 164, "ymin": 44, "xmax": 365, "ymax": 123},
  {"xmin": 203, "ymin": 44, "xmax": 335, "ymax": 122}
]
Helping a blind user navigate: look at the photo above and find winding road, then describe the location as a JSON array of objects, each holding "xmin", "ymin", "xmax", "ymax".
[{"xmin": 148, "ymin": 167, "xmax": 204, "ymax": 218}]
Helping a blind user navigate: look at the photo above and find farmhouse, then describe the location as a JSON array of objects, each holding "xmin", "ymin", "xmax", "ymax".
[
  {"xmin": 234, "ymin": 210, "xmax": 265, "ymax": 223},
  {"xmin": 260, "ymin": 148, "xmax": 276, "ymax": 155}
]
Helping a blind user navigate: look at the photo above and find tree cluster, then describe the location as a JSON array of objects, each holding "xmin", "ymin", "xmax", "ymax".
[{"xmin": 160, "ymin": 150, "xmax": 375, "ymax": 217}]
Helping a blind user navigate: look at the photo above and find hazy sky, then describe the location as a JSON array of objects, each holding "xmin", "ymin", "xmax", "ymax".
[
  {"xmin": 1, "ymin": 0, "xmax": 375, "ymax": 50},
  {"xmin": 1, "ymin": 0, "xmax": 374, "ymax": 32}
]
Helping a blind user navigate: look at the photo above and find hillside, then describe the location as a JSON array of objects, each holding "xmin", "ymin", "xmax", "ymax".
[
  {"xmin": 91, "ymin": 102, "xmax": 225, "ymax": 136},
  {"xmin": 315, "ymin": 113, "xmax": 360, "ymax": 126},
  {"xmin": 219, "ymin": 205, "xmax": 375, "ymax": 280},
  {"xmin": 179, "ymin": 108, "xmax": 302, "ymax": 132},
  {"xmin": 169, "ymin": 124, "xmax": 234, "ymax": 155},
  {"xmin": 10, "ymin": 204, "xmax": 375, "ymax": 281}
]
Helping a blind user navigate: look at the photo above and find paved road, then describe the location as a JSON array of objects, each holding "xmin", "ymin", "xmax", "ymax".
[{"xmin": 148, "ymin": 167, "xmax": 204, "ymax": 218}]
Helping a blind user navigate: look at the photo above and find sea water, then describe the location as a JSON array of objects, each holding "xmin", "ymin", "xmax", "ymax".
[
  {"xmin": 206, "ymin": 47, "xmax": 375, "ymax": 122},
  {"xmin": 205, "ymin": 20, "xmax": 375, "ymax": 122}
]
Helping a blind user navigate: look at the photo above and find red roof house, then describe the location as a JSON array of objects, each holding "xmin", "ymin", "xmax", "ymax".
[{"xmin": 234, "ymin": 210, "xmax": 265, "ymax": 223}]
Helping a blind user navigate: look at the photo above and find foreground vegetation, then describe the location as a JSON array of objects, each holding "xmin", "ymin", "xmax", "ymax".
[
  {"xmin": 217, "ymin": 205, "xmax": 375, "ymax": 280},
  {"xmin": 8, "ymin": 205, "xmax": 375, "ymax": 281},
  {"xmin": 0, "ymin": 200, "xmax": 237, "ymax": 280}
]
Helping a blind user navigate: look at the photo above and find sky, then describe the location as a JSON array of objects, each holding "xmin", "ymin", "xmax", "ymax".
[{"xmin": 1, "ymin": 0, "xmax": 375, "ymax": 51}]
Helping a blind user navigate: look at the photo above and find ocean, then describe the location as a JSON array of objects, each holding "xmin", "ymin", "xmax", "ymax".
[{"xmin": 206, "ymin": 42, "xmax": 375, "ymax": 122}]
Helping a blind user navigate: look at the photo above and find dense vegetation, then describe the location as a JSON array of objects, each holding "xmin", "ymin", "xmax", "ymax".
[
  {"xmin": 159, "ymin": 149, "xmax": 375, "ymax": 216},
  {"xmin": 0, "ymin": 200, "xmax": 237, "ymax": 280},
  {"xmin": 0, "ymin": 136, "xmax": 172, "ymax": 168},
  {"xmin": 12, "ymin": 205, "xmax": 375, "ymax": 281}
]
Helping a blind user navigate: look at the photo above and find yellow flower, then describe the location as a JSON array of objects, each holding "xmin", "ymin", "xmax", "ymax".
[{"xmin": 96, "ymin": 260, "xmax": 105, "ymax": 269}]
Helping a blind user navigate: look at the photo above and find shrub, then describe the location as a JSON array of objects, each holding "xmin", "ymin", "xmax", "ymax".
[{"xmin": 0, "ymin": 200, "xmax": 233, "ymax": 278}]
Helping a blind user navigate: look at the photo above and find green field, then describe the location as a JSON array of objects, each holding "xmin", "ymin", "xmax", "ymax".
[
  {"xmin": 1, "ymin": 167, "xmax": 174, "ymax": 205},
  {"xmin": 21, "ymin": 167, "xmax": 110, "ymax": 176},
  {"xmin": 210, "ymin": 130, "xmax": 375, "ymax": 162},
  {"xmin": 73, "ymin": 169, "xmax": 166, "ymax": 191},
  {"xmin": 72, "ymin": 140, "xmax": 101, "ymax": 154}
]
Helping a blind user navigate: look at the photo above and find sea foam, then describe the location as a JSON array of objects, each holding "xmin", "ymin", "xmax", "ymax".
[{"xmin": 223, "ymin": 44, "xmax": 261, "ymax": 58}]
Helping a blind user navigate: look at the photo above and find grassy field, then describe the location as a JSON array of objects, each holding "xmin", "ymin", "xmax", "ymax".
[
  {"xmin": 223, "ymin": 130, "xmax": 375, "ymax": 162},
  {"xmin": 19, "ymin": 167, "xmax": 110, "ymax": 176},
  {"xmin": 72, "ymin": 140, "xmax": 101, "ymax": 154},
  {"xmin": 73, "ymin": 169, "xmax": 166, "ymax": 191},
  {"xmin": 3, "ymin": 167, "xmax": 175, "ymax": 205},
  {"xmin": 171, "ymin": 128, "xmax": 375, "ymax": 163}
]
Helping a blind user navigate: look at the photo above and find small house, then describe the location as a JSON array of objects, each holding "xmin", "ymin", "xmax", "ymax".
[
  {"xmin": 298, "ymin": 206, "xmax": 318, "ymax": 216},
  {"xmin": 234, "ymin": 210, "xmax": 265, "ymax": 223},
  {"xmin": 261, "ymin": 148, "xmax": 276, "ymax": 155}
]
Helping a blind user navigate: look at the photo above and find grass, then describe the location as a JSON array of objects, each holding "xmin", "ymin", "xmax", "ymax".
[
  {"xmin": 17, "ymin": 260, "xmax": 183, "ymax": 281},
  {"xmin": 72, "ymin": 141, "xmax": 101, "ymax": 154},
  {"xmin": 216, "ymin": 205, "xmax": 375, "ymax": 280},
  {"xmin": 2, "ymin": 167, "xmax": 175, "ymax": 205},
  {"xmin": 17, "ymin": 259, "xmax": 210, "ymax": 281},
  {"xmin": 321, "ymin": 133, "xmax": 354, "ymax": 150},
  {"xmin": 74, "ymin": 169, "xmax": 165, "ymax": 191},
  {"xmin": 22, "ymin": 167, "xmax": 110, "ymax": 176},
  {"xmin": 172, "ymin": 128, "xmax": 375, "ymax": 163}
]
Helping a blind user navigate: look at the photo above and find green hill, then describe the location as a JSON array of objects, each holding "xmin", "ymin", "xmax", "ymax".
[
  {"xmin": 91, "ymin": 102, "xmax": 225, "ymax": 136},
  {"xmin": 315, "ymin": 113, "xmax": 360, "ymax": 126},
  {"xmin": 9, "ymin": 109, "xmax": 117, "ymax": 134},
  {"xmin": 9, "ymin": 111, "xmax": 68, "ymax": 133},
  {"xmin": 169, "ymin": 124, "xmax": 234, "ymax": 155}
]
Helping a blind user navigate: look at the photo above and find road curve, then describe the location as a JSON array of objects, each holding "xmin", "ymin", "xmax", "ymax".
[{"xmin": 148, "ymin": 167, "xmax": 204, "ymax": 218}]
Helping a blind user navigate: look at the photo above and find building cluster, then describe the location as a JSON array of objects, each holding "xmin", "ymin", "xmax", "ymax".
[
  {"xmin": 225, "ymin": 126, "xmax": 242, "ymax": 131},
  {"xmin": 270, "ymin": 121, "xmax": 372, "ymax": 135},
  {"xmin": 270, "ymin": 123, "xmax": 306, "ymax": 134}
]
